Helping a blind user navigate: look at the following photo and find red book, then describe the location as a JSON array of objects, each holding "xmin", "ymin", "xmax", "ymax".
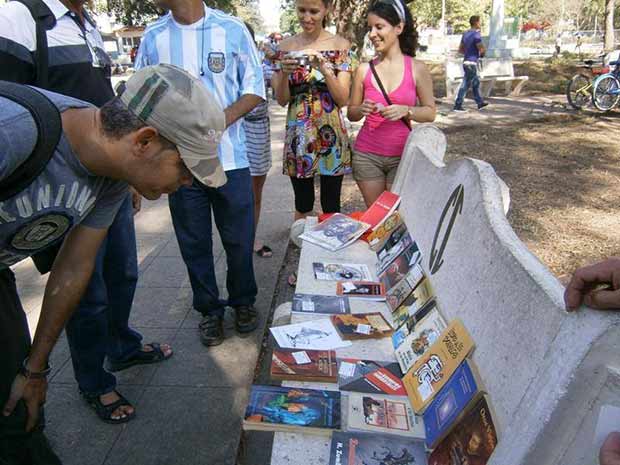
[
  {"xmin": 359, "ymin": 191, "xmax": 401, "ymax": 242},
  {"xmin": 270, "ymin": 349, "xmax": 338, "ymax": 382}
]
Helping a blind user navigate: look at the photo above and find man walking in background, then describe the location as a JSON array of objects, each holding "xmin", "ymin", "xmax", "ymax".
[
  {"xmin": 136, "ymin": 0, "xmax": 265, "ymax": 347},
  {"xmin": 454, "ymin": 15, "xmax": 488, "ymax": 112}
]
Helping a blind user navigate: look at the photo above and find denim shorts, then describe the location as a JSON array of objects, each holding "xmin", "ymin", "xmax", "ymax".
[{"xmin": 352, "ymin": 150, "xmax": 401, "ymax": 184}]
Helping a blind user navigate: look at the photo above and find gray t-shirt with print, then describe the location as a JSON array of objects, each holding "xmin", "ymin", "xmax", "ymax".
[{"xmin": 0, "ymin": 88, "xmax": 127, "ymax": 269}]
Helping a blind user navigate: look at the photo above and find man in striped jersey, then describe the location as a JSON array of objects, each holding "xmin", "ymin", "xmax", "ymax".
[
  {"xmin": 0, "ymin": 0, "xmax": 173, "ymax": 432},
  {"xmin": 136, "ymin": 0, "xmax": 266, "ymax": 347}
]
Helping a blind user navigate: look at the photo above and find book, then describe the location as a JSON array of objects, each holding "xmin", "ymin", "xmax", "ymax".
[
  {"xmin": 376, "ymin": 232, "xmax": 414, "ymax": 275},
  {"xmin": 392, "ymin": 299, "xmax": 440, "ymax": 349},
  {"xmin": 313, "ymin": 262, "xmax": 373, "ymax": 282},
  {"xmin": 292, "ymin": 294, "xmax": 351, "ymax": 315},
  {"xmin": 428, "ymin": 396, "xmax": 498, "ymax": 465},
  {"xmin": 330, "ymin": 313, "xmax": 393, "ymax": 340},
  {"xmin": 402, "ymin": 319, "xmax": 476, "ymax": 413},
  {"xmin": 299, "ymin": 213, "xmax": 370, "ymax": 251},
  {"xmin": 386, "ymin": 264, "xmax": 425, "ymax": 311},
  {"xmin": 423, "ymin": 360, "xmax": 484, "ymax": 449},
  {"xmin": 346, "ymin": 393, "xmax": 425, "ymax": 438},
  {"xmin": 337, "ymin": 358, "xmax": 405, "ymax": 396},
  {"xmin": 359, "ymin": 191, "xmax": 401, "ymax": 241},
  {"xmin": 388, "ymin": 274, "xmax": 433, "ymax": 313},
  {"xmin": 270, "ymin": 318, "xmax": 352, "ymax": 350},
  {"xmin": 336, "ymin": 281, "xmax": 386, "ymax": 301},
  {"xmin": 394, "ymin": 308, "xmax": 448, "ymax": 374},
  {"xmin": 378, "ymin": 242, "xmax": 421, "ymax": 290},
  {"xmin": 329, "ymin": 431, "xmax": 429, "ymax": 465},
  {"xmin": 367, "ymin": 212, "xmax": 406, "ymax": 252},
  {"xmin": 243, "ymin": 385, "xmax": 341, "ymax": 435},
  {"xmin": 270, "ymin": 349, "xmax": 338, "ymax": 383}
]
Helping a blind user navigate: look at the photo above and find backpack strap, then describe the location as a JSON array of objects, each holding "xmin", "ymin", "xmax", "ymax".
[
  {"xmin": 0, "ymin": 81, "xmax": 62, "ymax": 201},
  {"xmin": 13, "ymin": 0, "xmax": 56, "ymax": 88}
]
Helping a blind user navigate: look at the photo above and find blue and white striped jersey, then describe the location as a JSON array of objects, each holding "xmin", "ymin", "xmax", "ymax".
[{"xmin": 136, "ymin": 6, "xmax": 266, "ymax": 172}]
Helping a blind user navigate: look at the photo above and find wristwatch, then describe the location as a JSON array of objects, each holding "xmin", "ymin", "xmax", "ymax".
[{"xmin": 19, "ymin": 358, "xmax": 51, "ymax": 380}]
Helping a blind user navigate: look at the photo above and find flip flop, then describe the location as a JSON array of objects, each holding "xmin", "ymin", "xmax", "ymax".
[
  {"xmin": 255, "ymin": 245, "xmax": 273, "ymax": 258},
  {"xmin": 106, "ymin": 342, "xmax": 173, "ymax": 372},
  {"xmin": 82, "ymin": 390, "xmax": 136, "ymax": 424}
]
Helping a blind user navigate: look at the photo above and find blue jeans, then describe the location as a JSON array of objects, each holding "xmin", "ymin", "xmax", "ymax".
[
  {"xmin": 65, "ymin": 194, "xmax": 142, "ymax": 396},
  {"xmin": 169, "ymin": 168, "xmax": 257, "ymax": 317},
  {"xmin": 455, "ymin": 63, "xmax": 484, "ymax": 107}
]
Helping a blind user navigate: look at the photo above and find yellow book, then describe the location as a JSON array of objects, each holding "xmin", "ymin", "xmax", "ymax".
[{"xmin": 402, "ymin": 319, "xmax": 475, "ymax": 413}]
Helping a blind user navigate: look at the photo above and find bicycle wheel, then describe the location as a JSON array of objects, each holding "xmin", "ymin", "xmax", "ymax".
[
  {"xmin": 566, "ymin": 74, "xmax": 591, "ymax": 110},
  {"xmin": 592, "ymin": 74, "xmax": 620, "ymax": 111}
]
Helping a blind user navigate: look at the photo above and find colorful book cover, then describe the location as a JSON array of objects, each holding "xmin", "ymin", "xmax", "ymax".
[
  {"xmin": 391, "ymin": 299, "xmax": 439, "ymax": 349},
  {"xmin": 423, "ymin": 360, "xmax": 483, "ymax": 449},
  {"xmin": 269, "ymin": 318, "xmax": 352, "ymax": 350},
  {"xmin": 376, "ymin": 233, "xmax": 414, "ymax": 275},
  {"xmin": 330, "ymin": 313, "xmax": 393, "ymax": 340},
  {"xmin": 346, "ymin": 393, "xmax": 426, "ymax": 439},
  {"xmin": 367, "ymin": 211, "xmax": 406, "ymax": 251},
  {"xmin": 270, "ymin": 349, "xmax": 338, "ymax": 382},
  {"xmin": 388, "ymin": 274, "xmax": 434, "ymax": 313},
  {"xmin": 386, "ymin": 264, "xmax": 425, "ymax": 311},
  {"xmin": 359, "ymin": 191, "xmax": 401, "ymax": 233},
  {"xmin": 329, "ymin": 431, "xmax": 429, "ymax": 465},
  {"xmin": 336, "ymin": 281, "xmax": 386, "ymax": 301},
  {"xmin": 292, "ymin": 294, "xmax": 351, "ymax": 314},
  {"xmin": 394, "ymin": 308, "xmax": 448, "ymax": 374},
  {"xmin": 403, "ymin": 319, "xmax": 476, "ymax": 413},
  {"xmin": 299, "ymin": 213, "xmax": 370, "ymax": 251},
  {"xmin": 313, "ymin": 262, "xmax": 373, "ymax": 282},
  {"xmin": 371, "ymin": 222, "xmax": 408, "ymax": 256},
  {"xmin": 378, "ymin": 243, "xmax": 421, "ymax": 291},
  {"xmin": 428, "ymin": 397, "xmax": 498, "ymax": 465},
  {"xmin": 337, "ymin": 358, "xmax": 405, "ymax": 396},
  {"xmin": 243, "ymin": 385, "xmax": 341, "ymax": 435}
]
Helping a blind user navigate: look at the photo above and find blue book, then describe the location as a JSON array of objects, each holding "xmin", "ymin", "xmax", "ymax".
[{"xmin": 422, "ymin": 360, "xmax": 482, "ymax": 449}]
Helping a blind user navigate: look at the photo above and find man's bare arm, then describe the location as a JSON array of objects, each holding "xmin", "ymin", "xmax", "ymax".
[{"xmin": 224, "ymin": 94, "xmax": 263, "ymax": 128}]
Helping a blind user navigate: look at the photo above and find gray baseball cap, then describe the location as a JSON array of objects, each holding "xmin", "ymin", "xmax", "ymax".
[{"xmin": 120, "ymin": 64, "xmax": 227, "ymax": 188}]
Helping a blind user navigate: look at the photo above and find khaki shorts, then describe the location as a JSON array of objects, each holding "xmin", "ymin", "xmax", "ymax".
[{"xmin": 352, "ymin": 150, "xmax": 401, "ymax": 184}]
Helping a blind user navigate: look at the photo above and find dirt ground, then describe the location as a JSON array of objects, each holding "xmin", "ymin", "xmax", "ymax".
[{"xmin": 441, "ymin": 114, "xmax": 620, "ymax": 280}]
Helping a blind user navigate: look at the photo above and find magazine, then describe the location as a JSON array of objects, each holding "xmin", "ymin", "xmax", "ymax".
[
  {"xmin": 313, "ymin": 262, "xmax": 373, "ymax": 282},
  {"xmin": 292, "ymin": 294, "xmax": 351, "ymax": 314},
  {"xmin": 299, "ymin": 213, "xmax": 370, "ymax": 251}
]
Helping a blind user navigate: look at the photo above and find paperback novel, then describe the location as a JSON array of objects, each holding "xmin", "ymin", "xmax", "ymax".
[
  {"xmin": 388, "ymin": 275, "xmax": 434, "ymax": 314},
  {"xmin": 376, "ymin": 233, "xmax": 413, "ymax": 275},
  {"xmin": 329, "ymin": 431, "xmax": 429, "ymax": 465},
  {"xmin": 336, "ymin": 281, "xmax": 386, "ymax": 301},
  {"xmin": 313, "ymin": 262, "xmax": 373, "ymax": 282},
  {"xmin": 402, "ymin": 319, "xmax": 476, "ymax": 413},
  {"xmin": 330, "ymin": 313, "xmax": 393, "ymax": 340},
  {"xmin": 337, "ymin": 358, "xmax": 405, "ymax": 395},
  {"xmin": 391, "ymin": 299, "xmax": 438, "ymax": 349},
  {"xmin": 359, "ymin": 191, "xmax": 401, "ymax": 240},
  {"xmin": 378, "ymin": 243, "xmax": 421, "ymax": 290},
  {"xmin": 299, "ymin": 213, "xmax": 370, "ymax": 251},
  {"xmin": 292, "ymin": 294, "xmax": 351, "ymax": 315},
  {"xmin": 428, "ymin": 396, "xmax": 498, "ymax": 465},
  {"xmin": 243, "ymin": 385, "xmax": 341, "ymax": 435},
  {"xmin": 385, "ymin": 264, "xmax": 425, "ymax": 311},
  {"xmin": 367, "ymin": 211, "xmax": 406, "ymax": 251},
  {"xmin": 270, "ymin": 349, "xmax": 338, "ymax": 383}
]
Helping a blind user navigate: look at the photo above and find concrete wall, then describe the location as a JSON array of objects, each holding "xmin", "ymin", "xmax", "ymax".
[{"xmin": 391, "ymin": 125, "xmax": 620, "ymax": 465}]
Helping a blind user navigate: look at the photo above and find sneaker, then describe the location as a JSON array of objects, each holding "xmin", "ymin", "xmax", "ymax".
[
  {"xmin": 477, "ymin": 102, "xmax": 489, "ymax": 110},
  {"xmin": 234, "ymin": 305, "xmax": 258, "ymax": 333},
  {"xmin": 453, "ymin": 106, "xmax": 467, "ymax": 112},
  {"xmin": 199, "ymin": 314, "xmax": 224, "ymax": 346}
]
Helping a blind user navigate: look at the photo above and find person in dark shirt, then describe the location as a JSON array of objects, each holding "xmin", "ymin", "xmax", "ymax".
[{"xmin": 453, "ymin": 15, "xmax": 488, "ymax": 112}]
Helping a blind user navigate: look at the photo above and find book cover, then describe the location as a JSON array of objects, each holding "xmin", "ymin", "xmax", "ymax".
[
  {"xmin": 388, "ymin": 274, "xmax": 433, "ymax": 313},
  {"xmin": 337, "ymin": 358, "xmax": 405, "ymax": 396},
  {"xmin": 376, "ymin": 233, "xmax": 414, "ymax": 275},
  {"xmin": 243, "ymin": 385, "xmax": 341, "ymax": 435},
  {"xmin": 403, "ymin": 319, "xmax": 476, "ymax": 413},
  {"xmin": 386, "ymin": 264, "xmax": 425, "ymax": 311},
  {"xmin": 367, "ymin": 211, "xmax": 406, "ymax": 251},
  {"xmin": 378, "ymin": 243, "xmax": 422, "ymax": 291},
  {"xmin": 394, "ymin": 308, "xmax": 448, "ymax": 374},
  {"xmin": 313, "ymin": 262, "xmax": 373, "ymax": 282},
  {"xmin": 336, "ymin": 281, "xmax": 386, "ymax": 301},
  {"xmin": 299, "ymin": 213, "xmax": 370, "ymax": 251},
  {"xmin": 329, "ymin": 431, "xmax": 429, "ymax": 465},
  {"xmin": 428, "ymin": 396, "xmax": 498, "ymax": 465},
  {"xmin": 391, "ymin": 299, "xmax": 439, "ymax": 349},
  {"xmin": 330, "ymin": 313, "xmax": 393, "ymax": 340},
  {"xmin": 292, "ymin": 294, "xmax": 351, "ymax": 314},
  {"xmin": 270, "ymin": 349, "xmax": 338, "ymax": 382},
  {"xmin": 359, "ymin": 191, "xmax": 401, "ymax": 233},
  {"xmin": 269, "ymin": 318, "xmax": 352, "ymax": 350},
  {"xmin": 423, "ymin": 360, "xmax": 484, "ymax": 449},
  {"xmin": 370, "ymin": 221, "xmax": 408, "ymax": 256},
  {"xmin": 346, "ymin": 393, "xmax": 425, "ymax": 439}
]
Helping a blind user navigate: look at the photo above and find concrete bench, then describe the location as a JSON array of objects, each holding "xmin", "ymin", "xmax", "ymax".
[
  {"xmin": 445, "ymin": 57, "xmax": 529, "ymax": 99},
  {"xmin": 269, "ymin": 124, "xmax": 620, "ymax": 465}
]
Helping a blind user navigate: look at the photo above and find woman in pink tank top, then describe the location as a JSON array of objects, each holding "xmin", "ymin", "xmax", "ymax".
[{"xmin": 347, "ymin": 0, "xmax": 436, "ymax": 206}]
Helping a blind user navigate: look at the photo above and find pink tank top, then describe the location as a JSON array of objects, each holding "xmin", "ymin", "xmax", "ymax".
[{"xmin": 354, "ymin": 56, "xmax": 417, "ymax": 157}]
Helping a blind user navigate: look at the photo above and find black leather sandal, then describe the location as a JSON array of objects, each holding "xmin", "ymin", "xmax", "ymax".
[{"xmin": 82, "ymin": 390, "xmax": 136, "ymax": 424}]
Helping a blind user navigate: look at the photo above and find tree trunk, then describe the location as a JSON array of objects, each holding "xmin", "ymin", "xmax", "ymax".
[{"xmin": 604, "ymin": 0, "xmax": 615, "ymax": 51}]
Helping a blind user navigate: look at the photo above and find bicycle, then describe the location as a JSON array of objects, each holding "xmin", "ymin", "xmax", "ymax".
[
  {"xmin": 566, "ymin": 56, "xmax": 608, "ymax": 110},
  {"xmin": 592, "ymin": 60, "xmax": 620, "ymax": 112}
]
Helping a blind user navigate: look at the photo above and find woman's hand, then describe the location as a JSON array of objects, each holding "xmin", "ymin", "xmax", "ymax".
[
  {"xmin": 358, "ymin": 99, "xmax": 377, "ymax": 116},
  {"xmin": 279, "ymin": 58, "xmax": 300, "ymax": 76},
  {"xmin": 380, "ymin": 104, "xmax": 410, "ymax": 121}
]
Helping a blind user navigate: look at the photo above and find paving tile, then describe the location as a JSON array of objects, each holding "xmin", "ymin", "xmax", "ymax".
[
  {"xmin": 129, "ymin": 286, "xmax": 192, "ymax": 329},
  {"xmin": 45, "ymin": 385, "xmax": 143, "ymax": 465},
  {"xmin": 133, "ymin": 198, "xmax": 174, "ymax": 234},
  {"xmin": 49, "ymin": 332, "xmax": 71, "ymax": 381},
  {"xmin": 135, "ymin": 234, "xmax": 170, "ymax": 261},
  {"xmin": 103, "ymin": 386, "xmax": 246, "ymax": 465},
  {"xmin": 137, "ymin": 257, "xmax": 191, "ymax": 288}
]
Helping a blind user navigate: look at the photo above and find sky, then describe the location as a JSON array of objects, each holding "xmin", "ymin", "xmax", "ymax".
[{"xmin": 259, "ymin": 0, "xmax": 282, "ymax": 32}]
